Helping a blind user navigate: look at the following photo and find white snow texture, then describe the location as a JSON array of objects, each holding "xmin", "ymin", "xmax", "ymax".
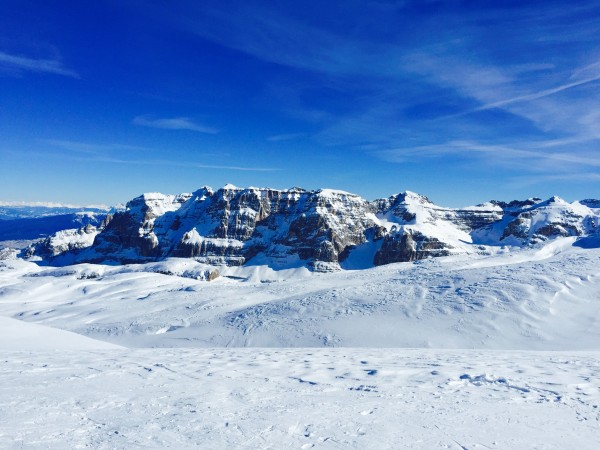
[{"xmin": 1, "ymin": 187, "xmax": 600, "ymax": 448}]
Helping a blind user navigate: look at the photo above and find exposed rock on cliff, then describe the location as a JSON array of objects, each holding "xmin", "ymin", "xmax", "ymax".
[{"xmin": 29, "ymin": 186, "xmax": 600, "ymax": 271}]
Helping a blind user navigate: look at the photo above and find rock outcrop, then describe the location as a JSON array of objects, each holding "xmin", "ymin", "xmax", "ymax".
[
  {"xmin": 27, "ymin": 186, "xmax": 600, "ymax": 271},
  {"xmin": 33, "ymin": 224, "xmax": 100, "ymax": 258}
]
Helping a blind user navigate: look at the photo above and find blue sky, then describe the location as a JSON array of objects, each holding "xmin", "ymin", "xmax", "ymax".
[{"xmin": 1, "ymin": 0, "xmax": 599, "ymax": 207}]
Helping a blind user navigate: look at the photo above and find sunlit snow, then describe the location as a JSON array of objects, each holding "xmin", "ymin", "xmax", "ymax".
[{"xmin": 1, "ymin": 237, "xmax": 600, "ymax": 447}]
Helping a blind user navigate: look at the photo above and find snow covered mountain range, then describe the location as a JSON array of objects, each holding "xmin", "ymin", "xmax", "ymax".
[
  {"xmin": 22, "ymin": 185, "xmax": 600, "ymax": 271},
  {"xmin": 0, "ymin": 202, "xmax": 115, "ymax": 242},
  {"xmin": 0, "ymin": 202, "xmax": 111, "ymax": 220},
  {"xmin": 2, "ymin": 188, "xmax": 600, "ymax": 448}
]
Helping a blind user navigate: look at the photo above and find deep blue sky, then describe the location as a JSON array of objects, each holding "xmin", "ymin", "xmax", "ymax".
[{"xmin": 1, "ymin": 0, "xmax": 599, "ymax": 207}]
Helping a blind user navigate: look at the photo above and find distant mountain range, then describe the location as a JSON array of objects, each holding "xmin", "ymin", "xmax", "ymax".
[
  {"xmin": 14, "ymin": 185, "xmax": 599, "ymax": 271},
  {"xmin": 0, "ymin": 203, "xmax": 120, "ymax": 241},
  {"xmin": 0, "ymin": 202, "xmax": 112, "ymax": 220}
]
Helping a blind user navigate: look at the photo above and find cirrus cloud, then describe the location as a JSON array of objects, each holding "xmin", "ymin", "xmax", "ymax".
[
  {"xmin": 133, "ymin": 115, "xmax": 219, "ymax": 134},
  {"xmin": 0, "ymin": 50, "xmax": 78, "ymax": 78}
]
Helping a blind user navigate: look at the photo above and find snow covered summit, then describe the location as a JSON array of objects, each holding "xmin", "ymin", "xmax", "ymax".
[{"xmin": 23, "ymin": 186, "xmax": 600, "ymax": 271}]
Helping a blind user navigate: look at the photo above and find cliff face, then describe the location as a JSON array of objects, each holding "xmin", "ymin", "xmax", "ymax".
[
  {"xmin": 31, "ymin": 186, "xmax": 600, "ymax": 271},
  {"xmin": 84, "ymin": 187, "xmax": 375, "ymax": 270}
]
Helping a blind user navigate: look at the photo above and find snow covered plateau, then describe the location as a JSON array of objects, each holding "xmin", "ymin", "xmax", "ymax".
[{"xmin": 1, "ymin": 186, "xmax": 599, "ymax": 448}]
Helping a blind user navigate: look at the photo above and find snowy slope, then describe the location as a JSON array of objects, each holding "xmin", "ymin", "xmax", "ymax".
[
  {"xmin": 2, "ymin": 236, "xmax": 599, "ymax": 350},
  {"xmin": 0, "ymin": 316, "xmax": 122, "ymax": 350}
]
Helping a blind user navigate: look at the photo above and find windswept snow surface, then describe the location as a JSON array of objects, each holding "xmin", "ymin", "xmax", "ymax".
[
  {"xmin": 0, "ymin": 349, "xmax": 599, "ymax": 448},
  {"xmin": 1, "ymin": 237, "xmax": 599, "ymax": 349},
  {"xmin": 1, "ymin": 237, "xmax": 600, "ymax": 448}
]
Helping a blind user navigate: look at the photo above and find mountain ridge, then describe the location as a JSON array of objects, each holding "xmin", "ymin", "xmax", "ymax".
[{"xmin": 21, "ymin": 185, "xmax": 600, "ymax": 271}]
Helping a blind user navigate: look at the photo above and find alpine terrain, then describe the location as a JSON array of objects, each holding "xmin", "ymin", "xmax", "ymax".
[
  {"xmin": 1, "ymin": 186, "xmax": 599, "ymax": 449},
  {"xmin": 20, "ymin": 185, "xmax": 600, "ymax": 271}
]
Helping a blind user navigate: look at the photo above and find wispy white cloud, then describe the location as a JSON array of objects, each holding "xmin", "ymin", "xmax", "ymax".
[
  {"xmin": 17, "ymin": 145, "xmax": 278, "ymax": 172},
  {"xmin": 456, "ymin": 141, "xmax": 600, "ymax": 167},
  {"xmin": 507, "ymin": 172, "xmax": 600, "ymax": 189},
  {"xmin": 0, "ymin": 51, "xmax": 78, "ymax": 78},
  {"xmin": 376, "ymin": 140, "xmax": 600, "ymax": 169},
  {"xmin": 43, "ymin": 139, "xmax": 148, "ymax": 154},
  {"xmin": 266, "ymin": 133, "xmax": 306, "ymax": 142},
  {"xmin": 91, "ymin": 156, "xmax": 278, "ymax": 172},
  {"xmin": 403, "ymin": 50, "xmax": 600, "ymax": 139},
  {"xmin": 528, "ymin": 136, "xmax": 597, "ymax": 149},
  {"xmin": 133, "ymin": 115, "xmax": 219, "ymax": 134},
  {"xmin": 455, "ymin": 71, "xmax": 600, "ymax": 116},
  {"xmin": 151, "ymin": 1, "xmax": 600, "ymax": 188},
  {"xmin": 570, "ymin": 61, "xmax": 600, "ymax": 80},
  {"xmin": 165, "ymin": 2, "xmax": 403, "ymax": 78},
  {"xmin": 43, "ymin": 138, "xmax": 230, "ymax": 159}
]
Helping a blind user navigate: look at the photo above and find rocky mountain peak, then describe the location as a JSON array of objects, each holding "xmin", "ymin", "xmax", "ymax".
[
  {"xmin": 490, "ymin": 197, "xmax": 543, "ymax": 209},
  {"xmin": 25, "ymin": 186, "xmax": 600, "ymax": 271},
  {"xmin": 547, "ymin": 195, "xmax": 566, "ymax": 204}
]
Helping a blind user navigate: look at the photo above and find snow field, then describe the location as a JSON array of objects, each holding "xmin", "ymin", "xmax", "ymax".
[
  {"xmin": 1, "ymin": 239, "xmax": 599, "ymax": 349},
  {"xmin": 1, "ymin": 237, "xmax": 600, "ymax": 448},
  {"xmin": 0, "ymin": 348, "xmax": 598, "ymax": 449}
]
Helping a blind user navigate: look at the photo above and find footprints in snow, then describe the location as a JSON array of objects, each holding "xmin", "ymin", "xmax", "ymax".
[
  {"xmin": 289, "ymin": 376, "xmax": 318, "ymax": 386},
  {"xmin": 456, "ymin": 373, "xmax": 562, "ymax": 402}
]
